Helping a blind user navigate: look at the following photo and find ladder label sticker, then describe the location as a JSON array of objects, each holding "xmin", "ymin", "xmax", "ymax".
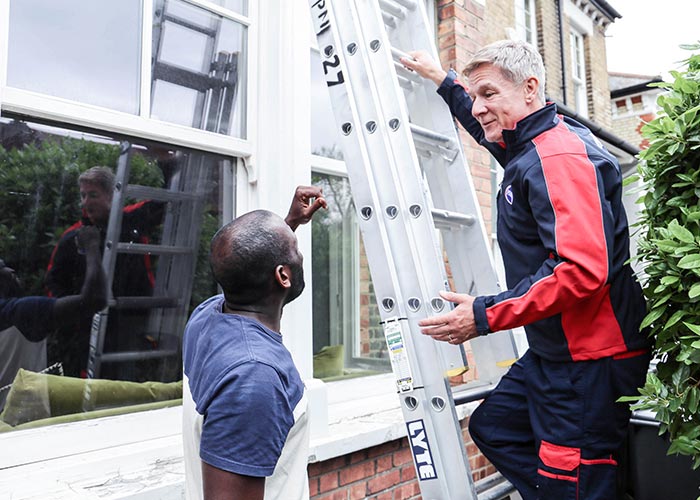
[
  {"xmin": 309, "ymin": 0, "xmax": 331, "ymax": 36},
  {"xmin": 407, "ymin": 419, "xmax": 438, "ymax": 481},
  {"xmin": 383, "ymin": 320, "xmax": 414, "ymax": 392},
  {"xmin": 321, "ymin": 55, "xmax": 345, "ymax": 87}
]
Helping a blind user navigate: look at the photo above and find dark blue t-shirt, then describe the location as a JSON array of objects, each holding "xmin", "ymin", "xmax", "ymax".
[{"xmin": 0, "ymin": 297, "xmax": 56, "ymax": 342}]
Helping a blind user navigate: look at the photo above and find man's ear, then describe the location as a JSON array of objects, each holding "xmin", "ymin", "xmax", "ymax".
[
  {"xmin": 524, "ymin": 76, "xmax": 539, "ymax": 104},
  {"xmin": 275, "ymin": 264, "xmax": 292, "ymax": 290}
]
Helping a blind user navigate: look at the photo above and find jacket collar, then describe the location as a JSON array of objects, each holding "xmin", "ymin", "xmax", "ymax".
[{"xmin": 499, "ymin": 102, "xmax": 560, "ymax": 154}]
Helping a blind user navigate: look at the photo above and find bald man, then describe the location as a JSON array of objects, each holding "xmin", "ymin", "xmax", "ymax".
[{"xmin": 182, "ymin": 186, "xmax": 326, "ymax": 500}]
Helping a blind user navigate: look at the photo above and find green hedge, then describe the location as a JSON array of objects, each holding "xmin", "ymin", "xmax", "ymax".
[{"xmin": 627, "ymin": 43, "xmax": 700, "ymax": 468}]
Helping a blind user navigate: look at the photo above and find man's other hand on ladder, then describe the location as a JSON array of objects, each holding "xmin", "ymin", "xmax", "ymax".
[{"xmin": 418, "ymin": 291, "xmax": 478, "ymax": 345}]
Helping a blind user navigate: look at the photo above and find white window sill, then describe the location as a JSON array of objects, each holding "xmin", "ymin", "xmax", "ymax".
[{"xmin": 0, "ymin": 374, "xmax": 481, "ymax": 499}]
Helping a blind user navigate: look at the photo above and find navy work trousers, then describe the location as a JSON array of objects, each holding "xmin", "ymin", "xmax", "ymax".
[{"xmin": 468, "ymin": 349, "xmax": 650, "ymax": 500}]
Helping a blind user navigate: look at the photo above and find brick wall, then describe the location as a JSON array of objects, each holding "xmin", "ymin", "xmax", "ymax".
[
  {"xmin": 437, "ymin": 0, "xmax": 495, "ymax": 233},
  {"xmin": 308, "ymin": 415, "xmax": 497, "ymax": 500},
  {"xmin": 538, "ymin": 0, "xmax": 565, "ymax": 103},
  {"xmin": 586, "ymin": 23, "xmax": 613, "ymax": 128}
]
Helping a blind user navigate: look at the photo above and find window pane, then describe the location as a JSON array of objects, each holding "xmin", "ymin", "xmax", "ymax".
[
  {"xmin": 152, "ymin": 0, "xmax": 248, "ymax": 137},
  {"xmin": 310, "ymin": 51, "xmax": 344, "ymax": 160},
  {"xmin": 7, "ymin": 0, "xmax": 141, "ymax": 114},
  {"xmin": 311, "ymin": 173, "xmax": 389, "ymax": 380},
  {"xmin": 0, "ymin": 117, "xmax": 229, "ymax": 426}
]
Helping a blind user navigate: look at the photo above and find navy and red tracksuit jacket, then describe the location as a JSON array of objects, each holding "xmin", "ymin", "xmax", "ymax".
[{"xmin": 437, "ymin": 69, "xmax": 650, "ymax": 362}]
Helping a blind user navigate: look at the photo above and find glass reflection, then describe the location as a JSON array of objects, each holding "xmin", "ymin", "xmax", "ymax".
[
  {"xmin": 151, "ymin": 0, "xmax": 248, "ymax": 137},
  {"xmin": 7, "ymin": 0, "xmax": 142, "ymax": 114},
  {"xmin": 0, "ymin": 118, "xmax": 228, "ymax": 429},
  {"xmin": 311, "ymin": 173, "xmax": 388, "ymax": 381}
]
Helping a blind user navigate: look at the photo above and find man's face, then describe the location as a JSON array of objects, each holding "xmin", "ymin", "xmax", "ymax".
[
  {"xmin": 282, "ymin": 229, "xmax": 305, "ymax": 305},
  {"xmin": 79, "ymin": 181, "xmax": 112, "ymax": 226},
  {"xmin": 468, "ymin": 63, "xmax": 533, "ymax": 143}
]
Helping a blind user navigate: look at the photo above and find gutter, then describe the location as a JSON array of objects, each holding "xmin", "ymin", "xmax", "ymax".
[
  {"xmin": 588, "ymin": 0, "xmax": 622, "ymax": 21},
  {"xmin": 552, "ymin": 98, "xmax": 641, "ymax": 157},
  {"xmin": 611, "ymin": 77, "xmax": 664, "ymax": 99},
  {"xmin": 557, "ymin": 0, "xmax": 568, "ymax": 105}
]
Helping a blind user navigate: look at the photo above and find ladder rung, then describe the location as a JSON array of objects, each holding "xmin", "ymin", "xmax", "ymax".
[
  {"xmin": 475, "ymin": 472, "xmax": 507, "ymax": 493},
  {"xmin": 381, "ymin": 11, "xmax": 397, "ymax": 28},
  {"xmin": 100, "ymin": 349, "xmax": 179, "ymax": 363},
  {"xmin": 126, "ymin": 184, "xmax": 200, "ymax": 203},
  {"xmin": 378, "ymin": 0, "xmax": 405, "ymax": 19},
  {"xmin": 116, "ymin": 242, "xmax": 194, "ymax": 255},
  {"xmin": 431, "ymin": 208, "xmax": 476, "ymax": 228},
  {"xmin": 394, "ymin": 61, "xmax": 422, "ymax": 84},
  {"xmin": 477, "ymin": 480, "xmax": 517, "ymax": 500},
  {"xmin": 390, "ymin": 46, "xmax": 412, "ymax": 64},
  {"xmin": 410, "ymin": 123, "xmax": 451, "ymax": 144},
  {"xmin": 392, "ymin": 0, "xmax": 417, "ymax": 9},
  {"xmin": 110, "ymin": 296, "xmax": 180, "ymax": 309},
  {"xmin": 397, "ymin": 75, "xmax": 413, "ymax": 90},
  {"xmin": 475, "ymin": 472, "xmax": 516, "ymax": 500}
]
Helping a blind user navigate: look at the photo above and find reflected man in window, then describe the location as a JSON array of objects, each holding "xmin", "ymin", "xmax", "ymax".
[{"xmin": 45, "ymin": 166, "xmax": 164, "ymax": 379}]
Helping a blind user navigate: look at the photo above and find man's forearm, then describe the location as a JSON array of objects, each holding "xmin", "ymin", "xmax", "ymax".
[{"xmin": 81, "ymin": 243, "xmax": 107, "ymax": 310}]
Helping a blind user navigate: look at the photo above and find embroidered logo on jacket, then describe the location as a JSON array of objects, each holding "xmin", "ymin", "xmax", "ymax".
[{"xmin": 504, "ymin": 185, "xmax": 514, "ymax": 205}]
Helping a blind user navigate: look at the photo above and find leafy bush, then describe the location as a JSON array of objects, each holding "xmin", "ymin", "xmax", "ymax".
[{"xmin": 629, "ymin": 43, "xmax": 700, "ymax": 467}]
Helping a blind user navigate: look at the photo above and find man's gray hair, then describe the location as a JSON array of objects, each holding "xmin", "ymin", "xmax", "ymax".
[
  {"xmin": 463, "ymin": 40, "xmax": 546, "ymax": 104},
  {"xmin": 79, "ymin": 166, "xmax": 115, "ymax": 194}
]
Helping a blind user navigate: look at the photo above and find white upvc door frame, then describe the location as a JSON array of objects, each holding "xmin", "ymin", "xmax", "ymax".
[{"xmin": 0, "ymin": 0, "xmax": 9, "ymax": 110}]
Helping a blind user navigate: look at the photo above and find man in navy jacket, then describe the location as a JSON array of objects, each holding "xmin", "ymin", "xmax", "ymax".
[{"xmin": 402, "ymin": 40, "xmax": 650, "ymax": 499}]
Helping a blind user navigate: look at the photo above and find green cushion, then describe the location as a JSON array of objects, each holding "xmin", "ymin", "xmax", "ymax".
[
  {"xmin": 0, "ymin": 369, "xmax": 182, "ymax": 427},
  {"xmin": 313, "ymin": 344, "xmax": 345, "ymax": 379},
  {"xmin": 0, "ymin": 399, "xmax": 182, "ymax": 433}
]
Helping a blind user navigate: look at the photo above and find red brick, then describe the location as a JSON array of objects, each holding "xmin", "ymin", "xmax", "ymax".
[
  {"xmin": 319, "ymin": 471, "xmax": 339, "ymax": 493},
  {"xmin": 339, "ymin": 461, "xmax": 376, "ymax": 486},
  {"xmin": 392, "ymin": 447, "xmax": 413, "ymax": 467},
  {"xmin": 400, "ymin": 463, "xmax": 417, "ymax": 482},
  {"xmin": 439, "ymin": 4, "xmax": 457, "ymax": 20},
  {"xmin": 367, "ymin": 440, "xmax": 400, "ymax": 458},
  {"xmin": 312, "ymin": 490, "xmax": 347, "ymax": 500},
  {"xmin": 369, "ymin": 492, "xmax": 392, "ymax": 500},
  {"xmin": 376, "ymin": 455, "xmax": 393, "ymax": 473},
  {"xmin": 349, "ymin": 482, "xmax": 368, "ymax": 500},
  {"xmin": 309, "ymin": 456, "xmax": 348, "ymax": 477},
  {"xmin": 395, "ymin": 481, "xmax": 421, "ymax": 498},
  {"xmin": 350, "ymin": 450, "xmax": 368, "ymax": 464},
  {"xmin": 367, "ymin": 470, "xmax": 402, "ymax": 495},
  {"xmin": 309, "ymin": 476, "xmax": 320, "ymax": 496}
]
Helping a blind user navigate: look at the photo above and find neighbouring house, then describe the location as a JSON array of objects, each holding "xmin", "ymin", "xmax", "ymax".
[{"xmin": 609, "ymin": 71, "xmax": 664, "ymax": 150}]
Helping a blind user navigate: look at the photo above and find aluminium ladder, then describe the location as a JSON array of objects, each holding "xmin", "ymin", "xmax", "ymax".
[
  {"xmin": 84, "ymin": 142, "xmax": 211, "ymax": 388},
  {"xmin": 309, "ymin": 0, "xmax": 519, "ymax": 498}
]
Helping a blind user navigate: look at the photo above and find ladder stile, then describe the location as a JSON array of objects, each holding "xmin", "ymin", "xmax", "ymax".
[{"xmin": 310, "ymin": 0, "xmax": 519, "ymax": 498}]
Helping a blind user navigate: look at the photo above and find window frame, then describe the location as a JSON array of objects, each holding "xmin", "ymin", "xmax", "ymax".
[
  {"xmin": 514, "ymin": 0, "xmax": 537, "ymax": 45},
  {"xmin": 570, "ymin": 28, "xmax": 588, "ymax": 118},
  {"xmin": 0, "ymin": 0, "xmax": 254, "ymax": 159},
  {"xmin": 0, "ymin": 0, "xmax": 250, "ymax": 472}
]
